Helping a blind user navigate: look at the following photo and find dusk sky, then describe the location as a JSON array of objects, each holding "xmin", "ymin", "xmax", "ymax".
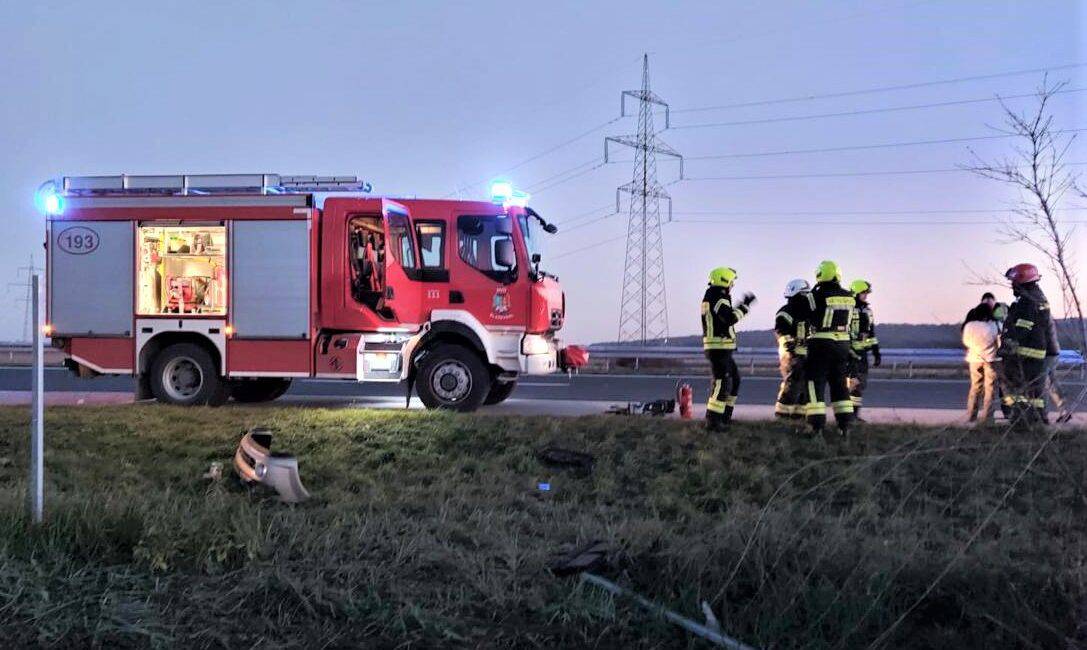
[{"xmin": 1, "ymin": 0, "xmax": 1084, "ymax": 344}]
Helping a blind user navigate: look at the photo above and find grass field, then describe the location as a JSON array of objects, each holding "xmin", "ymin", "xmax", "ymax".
[{"xmin": 0, "ymin": 406, "xmax": 1084, "ymax": 648}]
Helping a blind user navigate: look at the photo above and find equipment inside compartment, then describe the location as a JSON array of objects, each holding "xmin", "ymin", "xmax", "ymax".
[{"xmin": 137, "ymin": 225, "xmax": 227, "ymax": 315}]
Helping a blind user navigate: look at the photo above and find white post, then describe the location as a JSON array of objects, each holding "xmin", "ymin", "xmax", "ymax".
[{"xmin": 29, "ymin": 274, "xmax": 44, "ymax": 524}]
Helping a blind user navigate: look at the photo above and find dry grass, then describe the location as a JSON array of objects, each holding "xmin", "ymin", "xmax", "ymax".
[{"xmin": 0, "ymin": 405, "xmax": 1084, "ymax": 648}]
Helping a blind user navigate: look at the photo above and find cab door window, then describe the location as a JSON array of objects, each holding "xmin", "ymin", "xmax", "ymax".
[
  {"xmin": 457, "ymin": 215, "xmax": 517, "ymax": 283},
  {"xmin": 386, "ymin": 213, "xmax": 416, "ymax": 270},
  {"xmin": 415, "ymin": 221, "xmax": 449, "ymax": 282}
]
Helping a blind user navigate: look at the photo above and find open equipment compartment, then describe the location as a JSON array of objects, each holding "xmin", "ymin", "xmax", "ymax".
[{"xmin": 137, "ymin": 224, "xmax": 227, "ymax": 316}]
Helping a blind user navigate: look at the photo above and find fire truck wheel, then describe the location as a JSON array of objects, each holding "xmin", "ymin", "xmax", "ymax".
[
  {"xmin": 483, "ymin": 379, "xmax": 517, "ymax": 405},
  {"xmin": 230, "ymin": 378, "xmax": 292, "ymax": 403},
  {"xmin": 416, "ymin": 344, "xmax": 491, "ymax": 412},
  {"xmin": 149, "ymin": 343, "xmax": 229, "ymax": 407}
]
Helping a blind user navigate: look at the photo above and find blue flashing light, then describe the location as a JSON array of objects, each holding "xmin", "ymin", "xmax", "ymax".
[
  {"xmin": 35, "ymin": 181, "xmax": 64, "ymax": 216},
  {"xmin": 507, "ymin": 189, "xmax": 530, "ymax": 208},
  {"xmin": 490, "ymin": 180, "xmax": 514, "ymax": 204}
]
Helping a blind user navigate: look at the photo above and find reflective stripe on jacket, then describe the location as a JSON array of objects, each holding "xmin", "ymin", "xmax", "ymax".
[{"xmin": 702, "ymin": 284, "xmax": 749, "ymax": 350}]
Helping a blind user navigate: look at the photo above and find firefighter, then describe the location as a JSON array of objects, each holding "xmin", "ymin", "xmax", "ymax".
[
  {"xmin": 847, "ymin": 279, "xmax": 882, "ymax": 421},
  {"xmin": 999, "ymin": 263, "xmax": 1053, "ymax": 427},
  {"xmin": 701, "ymin": 267, "xmax": 757, "ymax": 431},
  {"xmin": 804, "ymin": 260, "xmax": 856, "ymax": 436},
  {"xmin": 774, "ymin": 279, "xmax": 814, "ymax": 420}
]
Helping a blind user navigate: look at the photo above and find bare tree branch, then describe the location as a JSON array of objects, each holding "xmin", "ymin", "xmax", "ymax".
[{"xmin": 965, "ymin": 76, "xmax": 1087, "ymax": 355}]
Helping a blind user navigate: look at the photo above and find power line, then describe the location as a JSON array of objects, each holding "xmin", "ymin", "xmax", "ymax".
[
  {"xmin": 683, "ymin": 162, "xmax": 1087, "ymax": 182},
  {"xmin": 556, "ymin": 211, "xmax": 620, "ymax": 234},
  {"xmin": 550, "ymin": 233, "xmax": 629, "ymax": 260},
  {"xmin": 670, "ymin": 87, "xmax": 1086, "ymax": 130},
  {"xmin": 672, "ymin": 62, "xmax": 1087, "ymax": 114},
  {"xmin": 668, "ymin": 207, "xmax": 1087, "ymax": 216},
  {"xmin": 685, "ymin": 130, "xmax": 1084, "ymax": 160},
  {"xmin": 554, "ymin": 203, "xmax": 613, "ymax": 225},
  {"xmin": 445, "ymin": 116, "xmax": 624, "ymax": 197},
  {"xmin": 525, "ymin": 158, "xmax": 602, "ymax": 191},
  {"xmin": 531, "ymin": 161, "xmax": 608, "ymax": 194},
  {"xmin": 672, "ymin": 218, "xmax": 1087, "ymax": 226}
]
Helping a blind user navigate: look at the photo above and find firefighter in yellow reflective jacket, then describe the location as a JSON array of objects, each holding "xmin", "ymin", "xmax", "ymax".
[
  {"xmin": 999, "ymin": 263, "xmax": 1053, "ymax": 427},
  {"xmin": 847, "ymin": 279, "xmax": 882, "ymax": 421},
  {"xmin": 805, "ymin": 261, "xmax": 856, "ymax": 436},
  {"xmin": 774, "ymin": 279, "xmax": 814, "ymax": 419},
  {"xmin": 701, "ymin": 267, "xmax": 757, "ymax": 431}
]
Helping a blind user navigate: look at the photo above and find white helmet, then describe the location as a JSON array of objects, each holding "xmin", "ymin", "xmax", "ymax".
[{"xmin": 784, "ymin": 278, "xmax": 810, "ymax": 298}]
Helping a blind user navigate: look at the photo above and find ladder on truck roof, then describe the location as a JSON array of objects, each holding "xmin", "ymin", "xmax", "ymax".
[{"xmin": 57, "ymin": 173, "xmax": 373, "ymax": 196}]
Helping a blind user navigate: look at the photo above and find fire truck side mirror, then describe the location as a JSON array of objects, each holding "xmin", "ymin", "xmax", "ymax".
[{"xmin": 494, "ymin": 238, "xmax": 516, "ymax": 270}]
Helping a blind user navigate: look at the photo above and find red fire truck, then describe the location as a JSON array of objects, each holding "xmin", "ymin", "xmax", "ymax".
[{"xmin": 40, "ymin": 173, "xmax": 585, "ymax": 411}]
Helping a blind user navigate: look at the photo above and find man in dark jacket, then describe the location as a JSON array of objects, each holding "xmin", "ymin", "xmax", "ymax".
[
  {"xmin": 701, "ymin": 267, "xmax": 756, "ymax": 431},
  {"xmin": 805, "ymin": 260, "xmax": 856, "ymax": 436},
  {"xmin": 999, "ymin": 263, "xmax": 1053, "ymax": 427}
]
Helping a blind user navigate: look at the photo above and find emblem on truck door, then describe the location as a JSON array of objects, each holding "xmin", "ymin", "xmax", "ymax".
[
  {"xmin": 56, "ymin": 226, "xmax": 100, "ymax": 255},
  {"xmin": 491, "ymin": 287, "xmax": 513, "ymax": 320}
]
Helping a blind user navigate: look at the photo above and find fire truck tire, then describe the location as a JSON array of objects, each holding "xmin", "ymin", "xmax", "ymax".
[
  {"xmin": 415, "ymin": 344, "xmax": 491, "ymax": 412},
  {"xmin": 149, "ymin": 343, "xmax": 229, "ymax": 407},
  {"xmin": 230, "ymin": 378, "xmax": 292, "ymax": 403},
  {"xmin": 483, "ymin": 380, "xmax": 517, "ymax": 405}
]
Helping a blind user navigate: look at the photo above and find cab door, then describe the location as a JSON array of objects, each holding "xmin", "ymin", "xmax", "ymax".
[{"xmin": 381, "ymin": 205, "xmax": 424, "ymax": 326}]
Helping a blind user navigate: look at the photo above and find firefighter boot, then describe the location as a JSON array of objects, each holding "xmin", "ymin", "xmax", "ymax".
[
  {"xmin": 705, "ymin": 411, "xmax": 729, "ymax": 432},
  {"xmin": 835, "ymin": 413, "xmax": 852, "ymax": 438}
]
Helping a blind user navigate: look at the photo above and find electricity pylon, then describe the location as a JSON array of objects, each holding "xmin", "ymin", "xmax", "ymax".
[{"xmin": 604, "ymin": 54, "xmax": 683, "ymax": 344}]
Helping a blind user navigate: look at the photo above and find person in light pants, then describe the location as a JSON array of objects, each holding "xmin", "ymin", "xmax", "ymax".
[{"xmin": 962, "ymin": 303, "xmax": 1000, "ymax": 424}]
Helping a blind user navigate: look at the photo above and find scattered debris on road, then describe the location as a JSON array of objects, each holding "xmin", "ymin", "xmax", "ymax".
[{"xmin": 606, "ymin": 399, "xmax": 676, "ymax": 416}]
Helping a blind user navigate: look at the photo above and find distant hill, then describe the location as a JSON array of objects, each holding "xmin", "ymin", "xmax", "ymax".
[{"xmin": 600, "ymin": 320, "xmax": 1084, "ymax": 350}]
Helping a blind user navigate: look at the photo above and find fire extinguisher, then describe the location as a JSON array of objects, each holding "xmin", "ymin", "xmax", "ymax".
[{"xmin": 677, "ymin": 382, "xmax": 693, "ymax": 420}]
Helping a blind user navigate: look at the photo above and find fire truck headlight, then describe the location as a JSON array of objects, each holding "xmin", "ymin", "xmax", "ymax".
[
  {"xmin": 35, "ymin": 181, "xmax": 64, "ymax": 216},
  {"xmin": 521, "ymin": 334, "xmax": 554, "ymax": 356}
]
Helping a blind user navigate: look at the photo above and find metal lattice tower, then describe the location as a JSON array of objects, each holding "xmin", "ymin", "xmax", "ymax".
[
  {"xmin": 7, "ymin": 255, "xmax": 43, "ymax": 343},
  {"xmin": 604, "ymin": 54, "xmax": 683, "ymax": 344}
]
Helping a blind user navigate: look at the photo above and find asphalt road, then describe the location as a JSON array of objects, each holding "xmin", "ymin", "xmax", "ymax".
[{"xmin": 2, "ymin": 367, "xmax": 1084, "ymax": 411}]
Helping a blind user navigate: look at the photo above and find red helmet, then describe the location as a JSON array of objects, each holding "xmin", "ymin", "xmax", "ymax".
[{"xmin": 1005, "ymin": 263, "xmax": 1040, "ymax": 286}]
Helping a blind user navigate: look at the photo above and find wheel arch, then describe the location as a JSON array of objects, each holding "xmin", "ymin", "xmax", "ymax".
[{"xmin": 138, "ymin": 332, "xmax": 224, "ymax": 376}]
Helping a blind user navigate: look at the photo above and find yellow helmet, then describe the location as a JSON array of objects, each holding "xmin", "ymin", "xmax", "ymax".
[
  {"xmin": 708, "ymin": 266, "xmax": 738, "ymax": 288},
  {"xmin": 850, "ymin": 279, "xmax": 872, "ymax": 295},
  {"xmin": 815, "ymin": 260, "xmax": 841, "ymax": 283}
]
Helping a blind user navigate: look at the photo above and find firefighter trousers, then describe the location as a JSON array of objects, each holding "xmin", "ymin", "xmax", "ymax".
[
  {"xmin": 847, "ymin": 352, "xmax": 869, "ymax": 417},
  {"xmin": 804, "ymin": 339, "xmax": 854, "ymax": 432},
  {"xmin": 705, "ymin": 349, "xmax": 739, "ymax": 425},
  {"xmin": 1002, "ymin": 354, "xmax": 1046, "ymax": 426},
  {"xmin": 775, "ymin": 351, "xmax": 807, "ymax": 419}
]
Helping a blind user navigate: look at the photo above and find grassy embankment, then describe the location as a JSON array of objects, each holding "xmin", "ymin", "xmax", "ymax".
[{"xmin": 0, "ymin": 406, "xmax": 1084, "ymax": 648}]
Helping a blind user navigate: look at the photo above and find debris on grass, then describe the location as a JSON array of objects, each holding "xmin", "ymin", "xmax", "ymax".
[{"xmin": 233, "ymin": 426, "xmax": 310, "ymax": 503}]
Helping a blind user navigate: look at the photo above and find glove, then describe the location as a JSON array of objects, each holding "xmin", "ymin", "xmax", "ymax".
[
  {"xmin": 849, "ymin": 349, "xmax": 861, "ymax": 361},
  {"xmin": 784, "ymin": 340, "xmax": 796, "ymax": 355},
  {"xmin": 872, "ymin": 347, "xmax": 882, "ymax": 367},
  {"xmin": 741, "ymin": 292, "xmax": 757, "ymax": 307}
]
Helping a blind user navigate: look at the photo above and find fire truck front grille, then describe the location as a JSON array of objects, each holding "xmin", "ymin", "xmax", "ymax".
[{"xmin": 550, "ymin": 308, "xmax": 564, "ymax": 330}]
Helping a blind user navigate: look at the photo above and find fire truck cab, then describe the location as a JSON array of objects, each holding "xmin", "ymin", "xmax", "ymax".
[{"xmin": 41, "ymin": 173, "xmax": 584, "ymax": 411}]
